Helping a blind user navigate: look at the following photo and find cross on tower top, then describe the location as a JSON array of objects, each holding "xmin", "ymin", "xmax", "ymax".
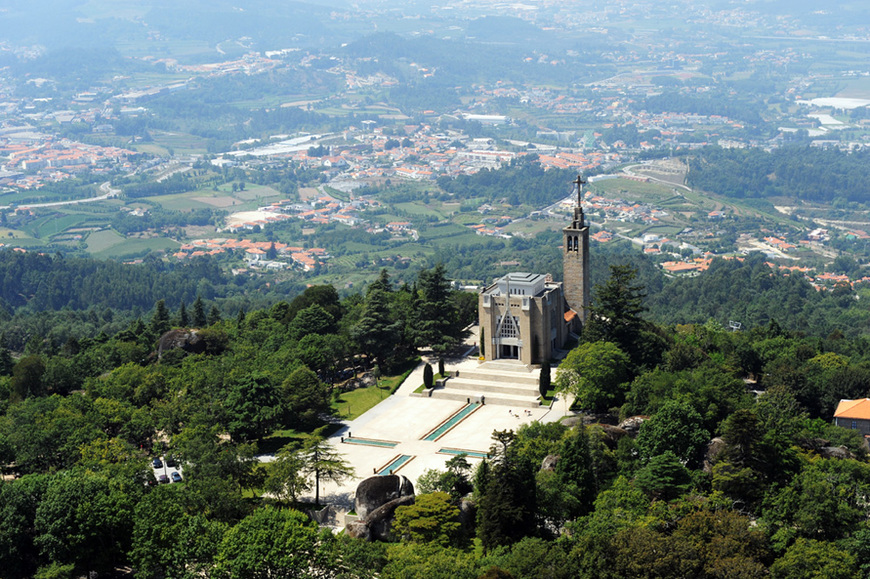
[{"xmin": 573, "ymin": 174, "xmax": 586, "ymax": 207}]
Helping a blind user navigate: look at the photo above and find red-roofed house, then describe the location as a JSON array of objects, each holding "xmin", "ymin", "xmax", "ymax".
[{"xmin": 834, "ymin": 398, "xmax": 870, "ymax": 436}]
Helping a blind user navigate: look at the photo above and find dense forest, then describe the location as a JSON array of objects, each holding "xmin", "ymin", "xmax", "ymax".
[
  {"xmin": 684, "ymin": 146, "xmax": 870, "ymax": 203},
  {"xmin": 647, "ymin": 253, "xmax": 870, "ymax": 337},
  {"xmin": 1, "ymin": 262, "xmax": 870, "ymax": 578},
  {"xmin": 642, "ymin": 90, "xmax": 766, "ymax": 126},
  {"xmin": 436, "ymin": 156, "xmax": 587, "ymax": 207}
]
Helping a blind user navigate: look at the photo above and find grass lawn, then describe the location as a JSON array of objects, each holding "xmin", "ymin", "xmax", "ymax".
[
  {"xmin": 257, "ymin": 423, "xmax": 344, "ymax": 457},
  {"xmin": 258, "ymin": 429, "xmax": 306, "ymax": 455},
  {"xmin": 540, "ymin": 387, "xmax": 558, "ymax": 408},
  {"xmin": 416, "ymin": 373, "xmax": 444, "ymax": 391},
  {"xmin": 331, "ymin": 360, "xmax": 419, "ymax": 420},
  {"xmin": 332, "ymin": 385, "xmax": 392, "ymax": 421}
]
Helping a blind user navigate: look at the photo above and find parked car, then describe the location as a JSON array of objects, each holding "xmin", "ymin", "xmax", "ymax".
[
  {"xmin": 165, "ymin": 455, "xmax": 177, "ymax": 468},
  {"xmin": 171, "ymin": 471, "xmax": 182, "ymax": 483},
  {"xmin": 152, "ymin": 457, "xmax": 163, "ymax": 469},
  {"xmin": 157, "ymin": 474, "xmax": 170, "ymax": 484}
]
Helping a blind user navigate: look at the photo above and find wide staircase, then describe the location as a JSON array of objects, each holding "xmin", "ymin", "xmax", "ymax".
[{"xmin": 429, "ymin": 360, "xmax": 541, "ymax": 408}]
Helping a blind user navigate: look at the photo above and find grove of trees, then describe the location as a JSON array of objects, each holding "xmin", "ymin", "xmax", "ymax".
[{"xmin": 2, "ymin": 259, "xmax": 870, "ymax": 577}]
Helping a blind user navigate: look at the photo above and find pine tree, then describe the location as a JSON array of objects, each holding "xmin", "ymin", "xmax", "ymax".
[
  {"xmin": 554, "ymin": 426, "xmax": 596, "ymax": 516},
  {"xmin": 0, "ymin": 347, "xmax": 14, "ymax": 376},
  {"xmin": 192, "ymin": 295, "xmax": 207, "ymax": 328},
  {"xmin": 476, "ymin": 430, "xmax": 536, "ymax": 551},
  {"xmin": 178, "ymin": 301, "xmax": 189, "ymax": 327},
  {"xmin": 300, "ymin": 427, "xmax": 354, "ymax": 507},
  {"xmin": 149, "ymin": 299, "xmax": 170, "ymax": 338},
  {"xmin": 207, "ymin": 305, "xmax": 222, "ymax": 326},
  {"xmin": 584, "ymin": 264, "xmax": 653, "ymax": 367},
  {"xmin": 351, "ymin": 284, "xmax": 400, "ymax": 369},
  {"xmin": 412, "ymin": 264, "xmax": 461, "ymax": 354}
]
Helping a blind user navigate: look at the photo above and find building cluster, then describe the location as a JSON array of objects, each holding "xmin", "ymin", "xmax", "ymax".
[
  {"xmin": 224, "ymin": 196, "xmax": 374, "ymax": 233},
  {"xmin": 0, "ymin": 125, "xmax": 137, "ymax": 189},
  {"xmin": 222, "ymin": 123, "xmax": 624, "ymax": 185},
  {"xmin": 172, "ymin": 237, "xmax": 328, "ymax": 271},
  {"xmin": 562, "ymin": 191, "xmax": 667, "ymax": 226}
]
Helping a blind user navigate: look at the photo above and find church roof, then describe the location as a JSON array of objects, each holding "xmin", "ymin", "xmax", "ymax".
[{"xmin": 502, "ymin": 272, "xmax": 546, "ymax": 284}]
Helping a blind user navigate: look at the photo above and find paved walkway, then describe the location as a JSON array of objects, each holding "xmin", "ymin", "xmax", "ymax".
[{"xmin": 298, "ymin": 329, "xmax": 575, "ymax": 520}]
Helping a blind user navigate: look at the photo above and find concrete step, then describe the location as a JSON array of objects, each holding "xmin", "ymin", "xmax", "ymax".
[
  {"xmin": 478, "ymin": 361, "xmax": 536, "ymax": 373},
  {"xmin": 457, "ymin": 369, "xmax": 539, "ymax": 387},
  {"xmin": 445, "ymin": 377, "xmax": 540, "ymax": 397},
  {"xmin": 430, "ymin": 388, "xmax": 541, "ymax": 408}
]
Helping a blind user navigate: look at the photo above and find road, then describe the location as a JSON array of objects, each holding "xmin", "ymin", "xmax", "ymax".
[{"xmin": 2, "ymin": 181, "xmax": 119, "ymax": 211}]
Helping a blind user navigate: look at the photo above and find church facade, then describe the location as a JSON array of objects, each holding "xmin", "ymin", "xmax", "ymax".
[{"xmin": 478, "ymin": 176, "xmax": 590, "ymax": 365}]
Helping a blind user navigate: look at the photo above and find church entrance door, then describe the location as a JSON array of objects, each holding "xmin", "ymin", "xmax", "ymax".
[{"xmin": 500, "ymin": 344, "xmax": 519, "ymax": 359}]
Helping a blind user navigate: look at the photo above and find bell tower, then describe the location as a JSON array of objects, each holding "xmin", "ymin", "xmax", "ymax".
[{"xmin": 563, "ymin": 174, "xmax": 590, "ymax": 325}]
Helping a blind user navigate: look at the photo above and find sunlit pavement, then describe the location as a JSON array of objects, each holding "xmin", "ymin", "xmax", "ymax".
[{"xmin": 300, "ymin": 334, "xmax": 575, "ymax": 517}]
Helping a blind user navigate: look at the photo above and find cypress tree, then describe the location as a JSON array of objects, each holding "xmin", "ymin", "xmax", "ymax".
[
  {"xmin": 539, "ymin": 360, "xmax": 550, "ymax": 399},
  {"xmin": 438, "ymin": 358, "xmax": 445, "ymax": 377},
  {"xmin": 423, "ymin": 363, "xmax": 434, "ymax": 389}
]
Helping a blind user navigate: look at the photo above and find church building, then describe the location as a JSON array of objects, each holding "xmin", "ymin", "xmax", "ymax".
[{"xmin": 478, "ymin": 176, "xmax": 590, "ymax": 365}]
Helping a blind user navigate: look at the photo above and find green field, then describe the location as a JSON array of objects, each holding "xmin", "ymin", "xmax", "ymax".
[
  {"xmin": 234, "ymin": 186, "xmax": 283, "ymax": 202},
  {"xmin": 92, "ymin": 237, "xmax": 180, "ymax": 259},
  {"xmin": 394, "ymin": 202, "xmax": 446, "ymax": 218},
  {"xmin": 589, "ymin": 178, "xmax": 683, "ymax": 202},
  {"xmin": 148, "ymin": 130, "xmax": 214, "ymax": 155},
  {"xmin": 640, "ymin": 225, "xmax": 684, "ymax": 237},
  {"xmin": 114, "ymin": 39, "xmax": 214, "ymax": 60},
  {"xmin": 0, "ymin": 189, "xmax": 82, "ymax": 205},
  {"xmin": 141, "ymin": 192, "xmax": 216, "ymax": 211},
  {"xmin": 504, "ymin": 218, "xmax": 565, "ymax": 236},
  {"xmin": 85, "ymin": 229, "xmax": 126, "ymax": 252},
  {"xmin": 25, "ymin": 211, "xmax": 104, "ymax": 239}
]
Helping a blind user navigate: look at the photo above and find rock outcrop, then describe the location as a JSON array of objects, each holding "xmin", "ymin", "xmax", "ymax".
[
  {"xmin": 157, "ymin": 329, "xmax": 206, "ymax": 358},
  {"xmin": 561, "ymin": 416, "xmax": 583, "ymax": 428},
  {"xmin": 597, "ymin": 424, "xmax": 629, "ymax": 447},
  {"xmin": 346, "ymin": 475, "xmax": 416, "ymax": 541},
  {"xmin": 703, "ymin": 437, "xmax": 727, "ymax": 473},
  {"xmin": 365, "ymin": 495, "xmax": 416, "ymax": 541},
  {"xmin": 617, "ymin": 415, "xmax": 648, "ymax": 436},
  {"xmin": 541, "ymin": 454, "xmax": 560, "ymax": 472},
  {"xmin": 820, "ymin": 445, "xmax": 853, "ymax": 460},
  {"xmin": 354, "ymin": 474, "xmax": 415, "ymax": 520}
]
